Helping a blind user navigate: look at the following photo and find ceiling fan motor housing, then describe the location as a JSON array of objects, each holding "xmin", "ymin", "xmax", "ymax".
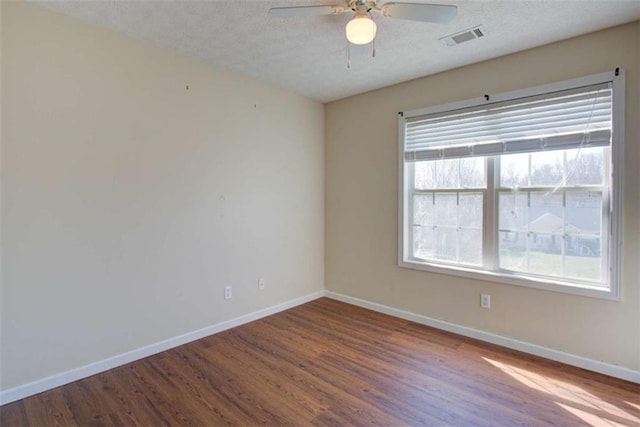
[{"xmin": 350, "ymin": 0, "xmax": 375, "ymax": 12}]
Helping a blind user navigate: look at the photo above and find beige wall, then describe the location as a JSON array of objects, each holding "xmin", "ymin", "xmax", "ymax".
[
  {"xmin": 1, "ymin": 2, "xmax": 324, "ymax": 390},
  {"xmin": 326, "ymin": 22, "xmax": 640, "ymax": 371}
]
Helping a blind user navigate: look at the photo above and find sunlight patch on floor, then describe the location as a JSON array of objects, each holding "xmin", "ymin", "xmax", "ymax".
[
  {"xmin": 626, "ymin": 401, "xmax": 640, "ymax": 411},
  {"xmin": 483, "ymin": 357, "xmax": 639, "ymax": 425},
  {"xmin": 556, "ymin": 402, "xmax": 628, "ymax": 426}
]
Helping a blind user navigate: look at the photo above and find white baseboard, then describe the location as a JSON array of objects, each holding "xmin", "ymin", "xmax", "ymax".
[
  {"xmin": 325, "ymin": 291, "xmax": 640, "ymax": 384},
  {"xmin": 0, "ymin": 291, "xmax": 324, "ymax": 406},
  {"xmin": 3, "ymin": 289, "xmax": 636, "ymax": 406}
]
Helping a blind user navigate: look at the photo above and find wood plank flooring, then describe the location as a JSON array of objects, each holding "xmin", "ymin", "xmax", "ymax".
[{"xmin": 2, "ymin": 297, "xmax": 639, "ymax": 426}]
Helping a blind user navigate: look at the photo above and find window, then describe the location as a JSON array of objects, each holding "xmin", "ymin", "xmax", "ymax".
[{"xmin": 399, "ymin": 71, "xmax": 624, "ymax": 299}]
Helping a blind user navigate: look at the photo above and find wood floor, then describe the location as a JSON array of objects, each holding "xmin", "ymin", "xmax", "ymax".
[{"xmin": 2, "ymin": 298, "xmax": 639, "ymax": 426}]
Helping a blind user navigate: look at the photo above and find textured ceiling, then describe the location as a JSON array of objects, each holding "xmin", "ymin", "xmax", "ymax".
[{"xmin": 34, "ymin": 0, "xmax": 640, "ymax": 103}]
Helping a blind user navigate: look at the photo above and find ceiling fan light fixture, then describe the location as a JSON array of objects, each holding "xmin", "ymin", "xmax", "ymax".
[{"xmin": 346, "ymin": 14, "xmax": 377, "ymax": 45}]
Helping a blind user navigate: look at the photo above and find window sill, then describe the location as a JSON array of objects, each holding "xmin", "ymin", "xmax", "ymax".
[{"xmin": 399, "ymin": 259, "xmax": 621, "ymax": 301}]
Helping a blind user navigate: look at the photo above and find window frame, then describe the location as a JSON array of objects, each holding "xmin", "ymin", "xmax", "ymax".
[{"xmin": 398, "ymin": 70, "xmax": 625, "ymax": 300}]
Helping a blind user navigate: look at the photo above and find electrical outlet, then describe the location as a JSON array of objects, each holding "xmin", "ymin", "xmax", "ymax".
[
  {"xmin": 224, "ymin": 286, "xmax": 232, "ymax": 300},
  {"xmin": 480, "ymin": 293, "xmax": 491, "ymax": 309},
  {"xmin": 258, "ymin": 278, "xmax": 266, "ymax": 291}
]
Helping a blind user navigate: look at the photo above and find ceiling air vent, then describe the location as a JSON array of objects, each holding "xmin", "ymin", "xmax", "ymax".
[{"xmin": 440, "ymin": 25, "xmax": 486, "ymax": 47}]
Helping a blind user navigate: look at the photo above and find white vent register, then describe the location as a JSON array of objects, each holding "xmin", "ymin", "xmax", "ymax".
[{"xmin": 440, "ymin": 25, "xmax": 485, "ymax": 46}]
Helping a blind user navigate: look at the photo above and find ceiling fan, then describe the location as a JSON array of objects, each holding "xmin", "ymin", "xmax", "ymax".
[{"xmin": 269, "ymin": 0, "xmax": 457, "ymax": 46}]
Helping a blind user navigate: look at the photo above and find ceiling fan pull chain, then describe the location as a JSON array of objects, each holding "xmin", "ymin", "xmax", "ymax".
[
  {"xmin": 347, "ymin": 42, "xmax": 352, "ymax": 69},
  {"xmin": 369, "ymin": 11, "xmax": 376, "ymax": 58}
]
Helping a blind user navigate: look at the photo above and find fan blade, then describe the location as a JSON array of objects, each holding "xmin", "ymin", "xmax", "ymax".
[
  {"xmin": 269, "ymin": 5, "xmax": 344, "ymax": 18},
  {"xmin": 379, "ymin": 3, "xmax": 457, "ymax": 23}
]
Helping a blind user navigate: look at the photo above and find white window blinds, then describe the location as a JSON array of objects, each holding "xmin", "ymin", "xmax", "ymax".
[{"xmin": 403, "ymin": 83, "xmax": 612, "ymax": 162}]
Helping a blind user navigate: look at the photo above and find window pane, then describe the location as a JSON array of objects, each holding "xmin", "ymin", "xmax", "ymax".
[
  {"xmin": 434, "ymin": 227, "xmax": 457, "ymax": 262},
  {"xmin": 499, "ymin": 231, "xmax": 528, "ymax": 272},
  {"xmin": 565, "ymin": 190, "xmax": 602, "ymax": 283},
  {"xmin": 459, "ymin": 193, "xmax": 483, "ymax": 228},
  {"xmin": 414, "ymin": 161, "xmax": 436, "ymax": 189},
  {"xmin": 434, "ymin": 193, "xmax": 457, "ymax": 227},
  {"xmin": 497, "ymin": 191, "xmax": 565, "ymax": 271},
  {"xmin": 500, "ymin": 153, "xmax": 529, "ymax": 187},
  {"xmin": 527, "ymin": 192, "xmax": 564, "ymax": 276},
  {"xmin": 413, "ymin": 226, "xmax": 435, "ymax": 260},
  {"xmin": 564, "ymin": 236, "xmax": 602, "ymax": 283},
  {"xmin": 413, "ymin": 194, "xmax": 434, "ymax": 226},
  {"xmin": 435, "ymin": 159, "xmax": 460, "ymax": 188},
  {"xmin": 530, "ymin": 151, "xmax": 564, "ymax": 186},
  {"xmin": 565, "ymin": 147, "xmax": 605, "ymax": 185},
  {"xmin": 499, "ymin": 189, "xmax": 605, "ymax": 281},
  {"xmin": 500, "ymin": 232, "xmax": 565, "ymax": 277},
  {"xmin": 528, "ymin": 234, "xmax": 564, "ymax": 277},
  {"xmin": 459, "ymin": 229, "xmax": 482, "ymax": 265},
  {"xmin": 499, "ymin": 192, "xmax": 528, "ymax": 230},
  {"xmin": 459, "ymin": 193, "xmax": 483, "ymax": 266},
  {"xmin": 501, "ymin": 148, "xmax": 606, "ymax": 188},
  {"xmin": 414, "ymin": 192, "xmax": 483, "ymax": 265},
  {"xmin": 459, "ymin": 158, "xmax": 486, "ymax": 188},
  {"xmin": 529, "ymin": 193, "xmax": 563, "ymax": 235},
  {"xmin": 415, "ymin": 158, "xmax": 486, "ymax": 190},
  {"xmin": 566, "ymin": 191, "xmax": 602, "ymax": 237}
]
